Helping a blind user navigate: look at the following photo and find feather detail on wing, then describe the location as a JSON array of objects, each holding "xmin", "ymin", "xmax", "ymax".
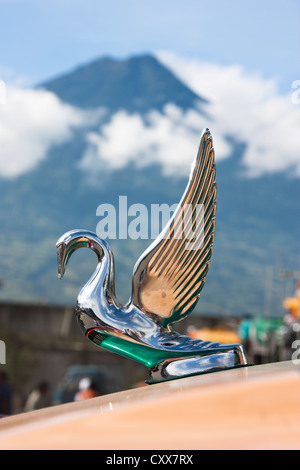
[{"xmin": 130, "ymin": 129, "xmax": 217, "ymax": 328}]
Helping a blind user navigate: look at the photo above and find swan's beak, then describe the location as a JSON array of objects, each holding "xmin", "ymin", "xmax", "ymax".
[
  {"xmin": 56, "ymin": 229, "xmax": 103, "ymax": 280},
  {"xmin": 56, "ymin": 242, "xmax": 66, "ymax": 279}
]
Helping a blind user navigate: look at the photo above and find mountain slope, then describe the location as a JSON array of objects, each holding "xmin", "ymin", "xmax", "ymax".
[{"xmin": 39, "ymin": 54, "xmax": 206, "ymax": 113}]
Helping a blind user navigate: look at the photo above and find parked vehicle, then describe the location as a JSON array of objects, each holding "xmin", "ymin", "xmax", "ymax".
[{"xmin": 52, "ymin": 365, "xmax": 122, "ymax": 405}]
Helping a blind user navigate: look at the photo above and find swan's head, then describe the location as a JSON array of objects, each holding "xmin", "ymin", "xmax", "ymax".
[{"xmin": 56, "ymin": 229, "xmax": 106, "ymax": 279}]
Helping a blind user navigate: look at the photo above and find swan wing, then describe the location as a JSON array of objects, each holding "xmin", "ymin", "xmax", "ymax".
[{"xmin": 130, "ymin": 129, "xmax": 217, "ymax": 328}]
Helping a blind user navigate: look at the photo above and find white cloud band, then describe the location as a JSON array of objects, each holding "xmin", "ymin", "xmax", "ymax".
[
  {"xmin": 1, "ymin": 54, "xmax": 299, "ymax": 179},
  {"xmin": 81, "ymin": 53, "xmax": 300, "ymax": 178},
  {"xmin": 157, "ymin": 52, "xmax": 300, "ymax": 177},
  {"xmin": 0, "ymin": 86, "xmax": 100, "ymax": 178},
  {"xmin": 80, "ymin": 104, "xmax": 231, "ymax": 176}
]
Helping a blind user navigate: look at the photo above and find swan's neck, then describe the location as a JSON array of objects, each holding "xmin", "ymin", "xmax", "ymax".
[
  {"xmin": 57, "ymin": 230, "xmax": 119, "ymax": 308},
  {"xmin": 79, "ymin": 239, "xmax": 119, "ymax": 308}
]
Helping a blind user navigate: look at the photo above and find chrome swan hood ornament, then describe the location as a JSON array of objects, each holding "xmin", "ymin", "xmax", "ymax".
[{"xmin": 56, "ymin": 129, "xmax": 247, "ymax": 383}]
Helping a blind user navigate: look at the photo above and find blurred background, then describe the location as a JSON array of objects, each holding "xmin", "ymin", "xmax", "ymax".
[{"xmin": 0, "ymin": 0, "xmax": 299, "ymax": 415}]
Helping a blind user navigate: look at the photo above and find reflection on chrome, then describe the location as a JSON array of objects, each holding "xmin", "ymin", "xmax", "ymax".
[
  {"xmin": 150, "ymin": 349, "xmax": 246, "ymax": 383},
  {"xmin": 56, "ymin": 129, "xmax": 248, "ymax": 383}
]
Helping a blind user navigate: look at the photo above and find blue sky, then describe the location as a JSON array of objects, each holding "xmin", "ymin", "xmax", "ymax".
[{"xmin": 0, "ymin": 0, "xmax": 299, "ymax": 93}]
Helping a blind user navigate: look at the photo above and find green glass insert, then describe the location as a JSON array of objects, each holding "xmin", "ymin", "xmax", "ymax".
[{"xmin": 89, "ymin": 329, "xmax": 227, "ymax": 369}]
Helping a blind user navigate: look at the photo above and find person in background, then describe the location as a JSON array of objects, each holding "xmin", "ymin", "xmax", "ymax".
[
  {"xmin": 0, "ymin": 371, "xmax": 12, "ymax": 416},
  {"xmin": 24, "ymin": 381, "xmax": 51, "ymax": 412},
  {"xmin": 74, "ymin": 377, "xmax": 98, "ymax": 401},
  {"xmin": 238, "ymin": 314, "xmax": 254, "ymax": 355}
]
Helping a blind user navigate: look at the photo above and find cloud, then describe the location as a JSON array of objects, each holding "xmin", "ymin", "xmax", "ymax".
[
  {"xmin": 157, "ymin": 52, "xmax": 300, "ymax": 177},
  {"xmin": 82, "ymin": 53, "xmax": 300, "ymax": 178},
  {"xmin": 80, "ymin": 105, "xmax": 231, "ymax": 176},
  {"xmin": 0, "ymin": 85, "xmax": 100, "ymax": 178},
  {"xmin": 2, "ymin": 55, "xmax": 299, "ymax": 180}
]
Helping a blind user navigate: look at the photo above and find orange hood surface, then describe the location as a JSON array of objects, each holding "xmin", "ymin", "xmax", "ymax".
[{"xmin": 0, "ymin": 361, "xmax": 300, "ymax": 450}]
